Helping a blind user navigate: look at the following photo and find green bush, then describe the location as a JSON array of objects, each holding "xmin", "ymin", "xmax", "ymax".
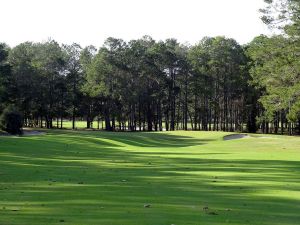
[{"xmin": 0, "ymin": 106, "xmax": 23, "ymax": 135}]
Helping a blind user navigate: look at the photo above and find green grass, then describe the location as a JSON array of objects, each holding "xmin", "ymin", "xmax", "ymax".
[
  {"xmin": 52, "ymin": 120, "xmax": 203, "ymax": 130},
  {"xmin": 52, "ymin": 120, "xmax": 96, "ymax": 129},
  {"xmin": 0, "ymin": 130, "xmax": 299, "ymax": 225}
]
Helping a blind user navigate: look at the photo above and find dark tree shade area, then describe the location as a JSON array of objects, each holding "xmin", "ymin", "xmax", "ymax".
[
  {"xmin": 0, "ymin": 106, "xmax": 23, "ymax": 135},
  {"xmin": 1, "ymin": 0, "xmax": 300, "ymax": 134}
]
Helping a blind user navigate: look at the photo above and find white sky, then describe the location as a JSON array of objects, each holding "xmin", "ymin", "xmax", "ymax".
[{"xmin": 1, "ymin": 0, "xmax": 271, "ymax": 48}]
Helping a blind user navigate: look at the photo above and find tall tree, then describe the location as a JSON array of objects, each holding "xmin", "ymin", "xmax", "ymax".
[
  {"xmin": 63, "ymin": 43, "xmax": 83, "ymax": 129},
  {"xmin": 33, "ymin": 40, "xmax": 65, "ymax": 128},
  {"xmin": 0, "ymin": 43, "xmax": 11, "ymax": 112},
  {"xmin": 80, "ymin": 45, "xmax": 97, "ymax": 129}
]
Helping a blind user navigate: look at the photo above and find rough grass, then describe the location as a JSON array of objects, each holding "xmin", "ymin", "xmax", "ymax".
[{"xmin": 0, "ymin": 130, "xmax": 299, "ymax": 225}]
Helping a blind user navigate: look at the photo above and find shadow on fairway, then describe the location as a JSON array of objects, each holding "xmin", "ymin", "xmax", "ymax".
[
  {"xmin": 42, "ymin": 129, "xmax": 216, "ymax": 148},
  {"xmin": 0, "ymin": 130, "xmax": 299, "ymax": 225}
]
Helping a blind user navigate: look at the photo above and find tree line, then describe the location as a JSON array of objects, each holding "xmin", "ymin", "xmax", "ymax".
[{"xmin": 1, "ymin": 0, "xmax": 300, "ymax": 134}]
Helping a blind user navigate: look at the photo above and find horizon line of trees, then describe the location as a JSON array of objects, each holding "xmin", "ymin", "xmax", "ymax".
[{"xmin": 1, "ymin": 0, "xmax": 300, "ymax": 135}]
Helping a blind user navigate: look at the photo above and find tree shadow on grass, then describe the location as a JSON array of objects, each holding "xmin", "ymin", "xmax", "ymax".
[
  {"xmin": 0, "ymin": 131, "xmax": 299, "ymax": 225},
  {"xmin": 1, "ymin": 156, "xmax": 299, "ymax": 225},
  {"xmin": 98, "ymin": 132, "xmax": 215, "ymax": 147},
  {"xmin": 44, "ymin": 129, "xmax": 216, "ymax": 148}
]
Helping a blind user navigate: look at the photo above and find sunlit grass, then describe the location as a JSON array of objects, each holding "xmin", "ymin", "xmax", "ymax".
[{"xmin": 0, "ymin": 130, "xmax": 299, "ymax": 225}]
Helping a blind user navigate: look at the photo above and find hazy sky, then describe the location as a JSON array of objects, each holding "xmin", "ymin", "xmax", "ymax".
[{"xmin": 1, "ymin": 0, "xmax": 271, "ymax": 47}]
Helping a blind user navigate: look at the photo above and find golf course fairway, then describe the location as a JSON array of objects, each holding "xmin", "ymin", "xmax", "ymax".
[{"xmin": 0, "ymin": 130, "xmax": 299, "ymax": 225}]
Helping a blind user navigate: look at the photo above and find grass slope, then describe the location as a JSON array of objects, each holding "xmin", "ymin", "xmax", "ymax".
[{"xmin": 0, "ymin": 130, "xmax": 299, "ymax": 225}]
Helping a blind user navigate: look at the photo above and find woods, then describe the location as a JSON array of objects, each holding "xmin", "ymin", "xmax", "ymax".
[{"xmin": 1, "ymin": 0, "xmax": 300, "ymax": 134}]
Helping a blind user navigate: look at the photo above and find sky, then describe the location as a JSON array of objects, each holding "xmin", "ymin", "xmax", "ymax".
[{"xmin": 1, "ymin": 0, "xmax": 271, "ymax": 48}]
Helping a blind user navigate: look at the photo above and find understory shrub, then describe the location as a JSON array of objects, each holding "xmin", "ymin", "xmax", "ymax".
[{"xmin": 0, "ymin": 106, "xmax": 23, "ymax": 135}]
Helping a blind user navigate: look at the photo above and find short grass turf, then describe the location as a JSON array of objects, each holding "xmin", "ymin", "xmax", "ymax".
[
  {"xmin": 0, "ymin": 130, "xmax": 300, "ymax": 225},
  {"xmin": 52, "ymin": 121, "xmax": 93, "ymax": 129}
]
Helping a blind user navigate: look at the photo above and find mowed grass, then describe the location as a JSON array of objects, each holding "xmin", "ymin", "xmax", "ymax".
[
  {"xmin": 0, "ymin": 130, "xmax": 300, "ymax": 225},
  {"xmin": 55, "ymin": 120, "xmax": 195, "ymax": 130},
  {"xmin": 52, "ymin": 121, "xmax": 94, "ymax": 129}
]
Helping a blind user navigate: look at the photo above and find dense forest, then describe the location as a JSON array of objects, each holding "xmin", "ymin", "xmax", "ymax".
[{"xmin": 1, "ymin": 0, "xmax": 300, "ymax": 134}]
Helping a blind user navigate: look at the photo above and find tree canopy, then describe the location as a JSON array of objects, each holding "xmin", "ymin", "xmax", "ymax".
[{"xmin": 1, "ymin": 2, "xmax": 300, "ymax": 134}]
